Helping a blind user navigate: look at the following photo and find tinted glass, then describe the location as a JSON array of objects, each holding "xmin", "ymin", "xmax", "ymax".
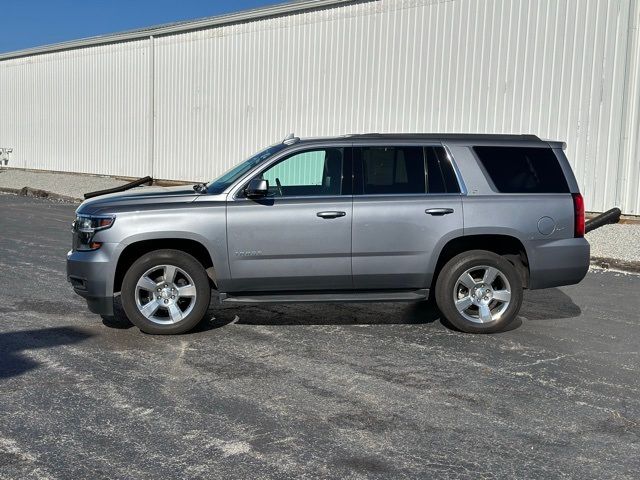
[
  {"xmin": 354, "ymin": 146, "xmax": 460, "ymax": 195},
  {"xmin": 360, "ymin": 146, "xmax": 425, "ymax": 194},
  {"xmin": 425, "ymin": 146, "xmax": 461, "ymax": 193},
  {"xmin": 207, "ymin": 143, "xmax": 287, "ymax": 194},
  {"xmin": 259, "ymin": 148, "xmax": 345, "ymax": 196},
  {"xmin": 473, "ymin": 146, "xmax": 569, "ymax": 193}
]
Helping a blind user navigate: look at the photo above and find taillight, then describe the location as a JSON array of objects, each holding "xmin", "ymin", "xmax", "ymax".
[{"xmin": 572, "ymin": 193, "xmax": 585, "ymax": 237}]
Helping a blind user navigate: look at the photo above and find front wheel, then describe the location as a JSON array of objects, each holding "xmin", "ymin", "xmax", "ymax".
[
  {"xmin": 435, "ymin": 250, "xmax": 523, "ymax": 333},
  {"xmin": 121, "ymin": 249, "xmax": 211, "ymax": 334}
]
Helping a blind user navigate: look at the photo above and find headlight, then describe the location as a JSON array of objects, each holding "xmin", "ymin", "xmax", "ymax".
[
  {"xmin": 72, "ymin": 214, "xmax": 115, "ymax": 250},
  {"xmin": 74, "ymin": 215, "xmax": 115, "ymax": 232}
]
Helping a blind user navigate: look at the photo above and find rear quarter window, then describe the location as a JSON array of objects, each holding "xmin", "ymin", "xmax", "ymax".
[{"xmin": 473, "ymin": 146, "xmax": 569, "ymax": 193}]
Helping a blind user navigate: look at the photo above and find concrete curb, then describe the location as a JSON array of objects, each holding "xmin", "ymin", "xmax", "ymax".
[
  {"xmin": 0, "ymin": 166, "xmax": 193, "ymax": 187},
  {"xmin": 590, "ymin": 256, "xmax": 640, "ymax": 274},
  {"xmin": 0, "ymin": 186, "xmax": 81, "ymax": 203}
]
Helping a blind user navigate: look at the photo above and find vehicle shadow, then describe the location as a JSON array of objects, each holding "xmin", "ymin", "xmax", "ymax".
[
  {"xmin": 102, "ymin": 295, "xmax": 444, "ymax": 332},
  {"xmin": 101, "ymin": 297, "xmax": 134, "ymax": 330},
  {"xmin": 102, "ymin": 287, "xmax": 581, "ymax": 334},
  {"xmin": 199, "ymin": 287, "xmax": 580, "ymax": 332},
  {"xmin": 519, "ymin": 287, "xmax": 581, "ymax": 321},
  {"xmin": 196, "ymin": 298, "xmax": 444, "ymax": 331},
  {"xmin": 0, "ymin": 326, "xmax": 93, "ymax": 379}
]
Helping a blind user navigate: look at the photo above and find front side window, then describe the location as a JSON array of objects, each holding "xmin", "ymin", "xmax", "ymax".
[
  {"xmin": 258, "ymin": 148, "xmax": 346, "ymax": 196},
  {"xmin": 355, "ymin": 146, "xmax": 460, "ymax": 194}
]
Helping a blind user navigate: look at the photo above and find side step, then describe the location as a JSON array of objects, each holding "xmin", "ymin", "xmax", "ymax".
[{"xmin": 217, "ymin": 289, "xmax": 429, "ymax": 304}]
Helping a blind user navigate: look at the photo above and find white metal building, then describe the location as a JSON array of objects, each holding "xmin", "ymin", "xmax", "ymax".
[{"xmin": 1, "ymin": 0, "xmax": 639, "ymax": 214}]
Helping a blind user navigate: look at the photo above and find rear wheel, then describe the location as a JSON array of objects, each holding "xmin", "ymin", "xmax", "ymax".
[
  {"xmin": 121, "ymin": 249, "xmax": 211, "ymax": 334},
  {"xmin": 435, "ymin": 250, "xmax": 523, "ymax": 333}
]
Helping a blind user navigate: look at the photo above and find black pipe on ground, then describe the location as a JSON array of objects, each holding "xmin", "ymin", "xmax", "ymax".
[
  {"xmin": 84, "ymin": 176, "xmax": 153, "ymax": 200},
  {"xmin": 585, "ymin": 207, "xmax": 622, "ymax": 233}
]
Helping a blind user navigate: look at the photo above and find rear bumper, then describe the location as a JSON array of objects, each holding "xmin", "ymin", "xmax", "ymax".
[
  {"xmin": 528, "ymin": 237, "xmax": 590, "ymax": 289},
  {"xmin": 66, "ymin": 244, "xmax": 118, "ymax": 316}
]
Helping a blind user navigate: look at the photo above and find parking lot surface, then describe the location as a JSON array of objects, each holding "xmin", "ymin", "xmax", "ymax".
[{"xmin": 1, "ymin": 194, "xmax": 639, "ymax": 479}]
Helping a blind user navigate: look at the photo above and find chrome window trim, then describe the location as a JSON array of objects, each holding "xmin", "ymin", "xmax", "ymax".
[
  {"xmin": 232, "ymin": 194, "xmax": 353, "ymax": 202},
  {"xmin": 352, "ymin": 193, "xmax": 465, "ymax": 199}
]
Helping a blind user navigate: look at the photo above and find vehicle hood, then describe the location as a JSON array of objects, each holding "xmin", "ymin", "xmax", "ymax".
[{"xmin": 77, "ymin": 185, "xmax": 200, "ymax": 215}]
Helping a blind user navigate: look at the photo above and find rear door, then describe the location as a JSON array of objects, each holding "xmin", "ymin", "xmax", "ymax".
[
  {"xmin": 351, "ymin": 143, "xmax": 464, "ymax": 289},
  {"xmin": 225, "ymin": 145, "xmax": 353, "ymax": 292}
]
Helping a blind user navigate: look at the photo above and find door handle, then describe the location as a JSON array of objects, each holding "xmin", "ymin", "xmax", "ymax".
[
  {"xmin": 425, "ymin": 208, "xmax": 454, "ymax": 216},
  {"xmin": 317, "ymin": 211, "xmax": 346, "ymax": 219}
]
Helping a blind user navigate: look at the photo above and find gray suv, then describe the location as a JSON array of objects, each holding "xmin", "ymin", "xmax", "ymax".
[{"xmin": 67, "ymin": 134, "xmax": 589, "ymax": 334}]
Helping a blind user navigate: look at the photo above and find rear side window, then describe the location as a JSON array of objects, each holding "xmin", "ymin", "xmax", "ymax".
[
  {"xmin": 355, "ymin": 146, "xmax": 461, "ymax": 195},
  {"xmin": 473, "ymin": 146, "xmax": 569, "ymax": 193},
  {"xmin": 361, "ymin": 146, "xmax": 425, "ymax": 194}
]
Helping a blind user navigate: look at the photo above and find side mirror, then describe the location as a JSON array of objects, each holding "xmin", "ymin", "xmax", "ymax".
[{"xmin": 245, "ymin": 178, "xmax": 268, "ymax": 198}]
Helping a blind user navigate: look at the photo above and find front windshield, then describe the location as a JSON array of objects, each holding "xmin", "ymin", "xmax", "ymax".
[{"xmin": 206, "ymin": 143, "xmax": 288, "ymax": 194}]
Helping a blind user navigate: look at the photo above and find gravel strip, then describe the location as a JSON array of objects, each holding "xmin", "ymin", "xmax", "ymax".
[
  {"xmin": 586, "ymin": 223, "xmax": 640, "ymax": 263},
  {"xmin": 0, "ymin": 168, "xmax": 128, "ymax": 200}
]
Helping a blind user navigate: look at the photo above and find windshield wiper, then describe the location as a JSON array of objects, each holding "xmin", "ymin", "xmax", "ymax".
[{"xmin": 193, "ymin": 183, "xmax": 207, "ymax": 193}]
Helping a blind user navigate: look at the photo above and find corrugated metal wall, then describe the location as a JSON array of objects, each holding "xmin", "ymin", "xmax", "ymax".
[
  {"xmin": 0, "ymin": 40, "xmax": 151, "ymax": 177},
  {"xmin": 619, "ymin": 0, "xmax": 640, "ymax": 216},
  {"xmin": 1, "ymin": 0, "xmax": 639, "ymax": 213}
]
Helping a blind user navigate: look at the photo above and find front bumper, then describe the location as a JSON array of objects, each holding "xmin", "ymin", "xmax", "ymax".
[{"xmin": 66, "ymin": 243, "xmax": 118, "ymax": 316}]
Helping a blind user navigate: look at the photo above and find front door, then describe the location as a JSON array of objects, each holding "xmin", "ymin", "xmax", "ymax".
[
  {"xmin": 226, "ymin": 146, "xmax": 353, "ymax": 292},
  {"xmin": 351, "ymin": 144, "xmax": 464, "ymax": 289}
]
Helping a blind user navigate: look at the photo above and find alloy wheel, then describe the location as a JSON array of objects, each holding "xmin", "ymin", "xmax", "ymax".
[
  {"xmin": 452, "ymin": 265, "xmax": 512, "ymax": 324},
  {"xmin": 134, "ymin": 264, "xmax": 197, "ymax": 325}
]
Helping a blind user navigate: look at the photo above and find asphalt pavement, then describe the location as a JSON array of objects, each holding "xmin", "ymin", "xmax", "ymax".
[{"xmin": 0, "ymin": 193, "xmax": 639, "ymax": 479}]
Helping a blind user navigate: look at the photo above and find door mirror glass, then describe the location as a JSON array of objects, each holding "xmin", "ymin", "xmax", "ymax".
[{"xmin": 245, "ymin": 178, "xmax": 269, "ymax": 198}]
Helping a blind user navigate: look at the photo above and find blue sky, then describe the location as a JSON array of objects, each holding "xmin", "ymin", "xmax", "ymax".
[{"xmin": 0, "ymin": 0, "xmax": 281, "ymax": 54}]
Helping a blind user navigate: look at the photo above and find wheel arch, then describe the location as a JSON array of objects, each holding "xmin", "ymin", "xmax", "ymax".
[
  {"xmin": 431, "ymin": 234, "xmax": 530, "ymax": 290},
  {"xmin": 113, "ymin": 238, "xmax": 216, "ymax": 294}
]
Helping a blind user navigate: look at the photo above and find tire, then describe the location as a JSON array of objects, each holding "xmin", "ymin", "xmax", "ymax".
[
  {"xmin": 435, "ymin": 250, "xmax": 523, "ymax": 334},
  {"xmin": 121, "ymin": 249, "xmax": 211, "ymax": 334}
]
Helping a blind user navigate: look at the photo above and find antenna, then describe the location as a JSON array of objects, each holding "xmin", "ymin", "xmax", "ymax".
[{"xmin": 282, "ymin": 133, "xmax": 300, "ymax": 145}]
